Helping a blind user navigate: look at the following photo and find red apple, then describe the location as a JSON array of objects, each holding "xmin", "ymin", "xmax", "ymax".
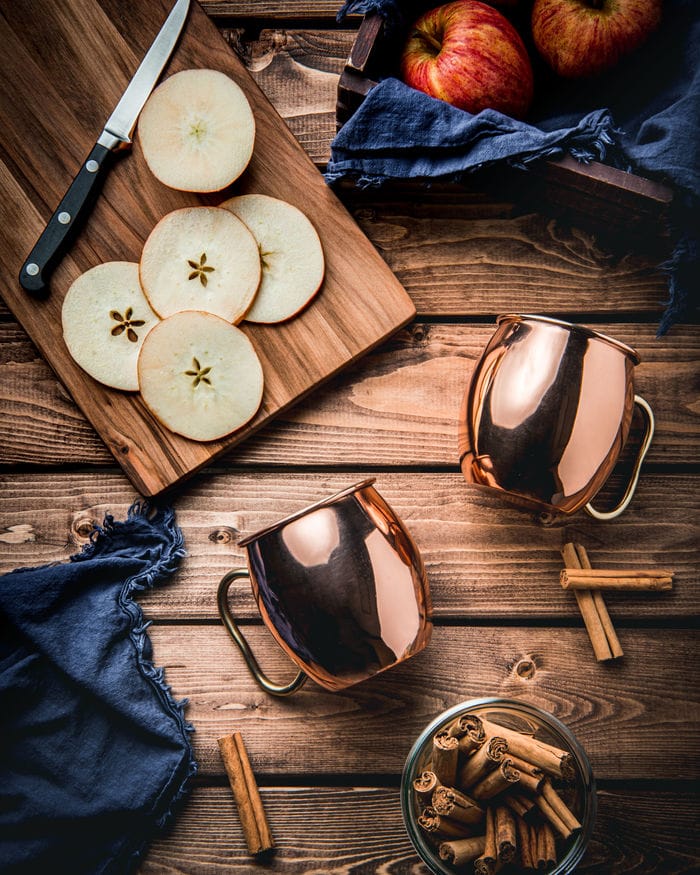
[
  {"xmin": 399, "ymin": 0, "xmax": 534, "ymax": 119},
  {"xmin": 532, "ymin": 0, "xmax": 662, "ymax": 78}
]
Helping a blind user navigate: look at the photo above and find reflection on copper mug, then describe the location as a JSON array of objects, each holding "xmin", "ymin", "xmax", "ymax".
[
  {"xmin": 458, "ymin": 315, "xmax": 654, "ymax": 519},
  {"xmin": 217, "ymin": 479, "xmax": 432, "ymax": 695}
]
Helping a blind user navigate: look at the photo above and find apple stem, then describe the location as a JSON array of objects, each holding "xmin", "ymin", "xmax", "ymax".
[{"xmin": 415, "ymin": 26, "xmax": 442, "ymax": 54}]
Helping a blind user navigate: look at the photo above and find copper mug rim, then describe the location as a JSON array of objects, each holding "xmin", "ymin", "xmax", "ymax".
[
  {"xmin": 497, "ymin": 314, "xmax": 641, "ymax": 364},
  {"xmin": 238, "ymin": 478, "xmax": 377, "ymax": 547}
]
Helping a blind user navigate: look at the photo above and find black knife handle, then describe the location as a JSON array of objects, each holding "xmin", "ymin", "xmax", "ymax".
[{"xmin": 19, "ymin": 142, "xmax": 113, "ymax": 296}]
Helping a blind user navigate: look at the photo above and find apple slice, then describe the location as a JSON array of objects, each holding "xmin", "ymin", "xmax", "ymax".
[
  {"xmin": 220, "ymin": 194, "xmax": 324, "ymax": 323},
  {"xmin": 62, "ymin": 261, "xmax": 159, "ymax": 391},
  {"xmin": 140, "ymin": 206, "xmax": 261, "ymax": 323},
  {"xmin": 137, "ymin": 310, "xmax": 264, "ymax": 441},
  {"xmin": 137, "ymin": 68, "xmax": 255, "ymax": 192}
]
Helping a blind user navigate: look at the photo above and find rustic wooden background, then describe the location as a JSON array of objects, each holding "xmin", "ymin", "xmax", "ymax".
[{"xmin": 0, "ymin": 1, "xmax": 698, "ymax": 872}]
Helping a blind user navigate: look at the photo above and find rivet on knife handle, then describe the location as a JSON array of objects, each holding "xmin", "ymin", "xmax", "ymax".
[{"xmin": 19, "ymin": 143, "xmax": 113, "ymax": 296}]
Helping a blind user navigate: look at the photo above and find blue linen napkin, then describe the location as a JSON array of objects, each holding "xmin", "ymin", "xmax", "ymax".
[
  {"xmin": 0, "ymin": 503, "xmax": 196, "ymax": 874},
  {"xmin": 328, "ymin": 0, "xmax": 699, "ymax": 333}
]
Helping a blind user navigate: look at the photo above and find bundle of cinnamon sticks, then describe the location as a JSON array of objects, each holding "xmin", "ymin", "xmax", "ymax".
[
  {"xmin": 413, "ymin": 711, "xmax": 582, "ymax": 873},
  {"xmin": 561, "ymin": 542, "xmax": 674, "ymax": 662}
]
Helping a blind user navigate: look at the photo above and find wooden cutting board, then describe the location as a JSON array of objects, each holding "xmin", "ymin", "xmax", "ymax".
[{"xmin": 0, "ymin": 0, "xmax": 415, "ymax": 496}]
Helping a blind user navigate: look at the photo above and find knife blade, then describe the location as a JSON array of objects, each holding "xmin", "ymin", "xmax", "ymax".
[{"xmin": 19, "ymin": 0, "xmax": 190, "ymax": 296}]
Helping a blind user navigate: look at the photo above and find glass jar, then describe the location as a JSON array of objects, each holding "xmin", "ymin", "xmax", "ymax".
[{"xmin": 401, "ymin": 698, "xmax": 596, "ymax": 874}]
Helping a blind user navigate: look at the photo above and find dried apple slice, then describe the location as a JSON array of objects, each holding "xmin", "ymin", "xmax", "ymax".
[
  {"xmin": 137, "ymin": 68, "xmax": 255, "ymax": 192},
  {"xmin": 62, "ymin": 261, "xmax": 159, "ymax": 391},
  {"xmin": 220, "ymin": 194, "xmax": 324, "ymax": 323},
  {"xmin": 140, "ymin": 206, "xmax": 261, "ymax": 323},
  {"xmin": 137, "ymin": 310, "xmax": 264, "ymax": 441}
]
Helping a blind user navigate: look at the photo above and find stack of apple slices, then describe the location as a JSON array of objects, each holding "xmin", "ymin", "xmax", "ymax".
[{"xmin": 60, "ymin": 68, "xmax": 325, "ymax": 443}]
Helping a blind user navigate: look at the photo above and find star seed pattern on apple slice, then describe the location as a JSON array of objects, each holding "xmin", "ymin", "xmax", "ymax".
[
  {"xmin": 62, "ymin": 261, "xmax": 160, "ymax": 392},
  {"xmin": 139, "ymin": 206, "xmax": 261, "ymax": 323},
  {"xmin": 187, "ymin": 252, "xmax": 215, "ymax": 287},
  {"xmin": 137, "ymin": 311, "xmax": 264, "ymax": 441},
  {"xmin": 110, "ymin": 307, "xmax": 147, "ymax": 343},
  {"xmin": 184, "ymin": 357, "xmax": 212, "ymax": 388}
]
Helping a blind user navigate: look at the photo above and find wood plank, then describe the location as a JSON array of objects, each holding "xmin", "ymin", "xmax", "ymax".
[
  {"xmin": 140, "ymin": 624, "xmax": 699, "ymax": 779},
  {"xmin": 201, "ymin": 0, "xmax": 349, "ymax": 19},
  {"xmin": 221, "ymin": 28, "xmax": 351, "ymax": 166},
  {"xmin": 0, "ymin": 471, "xmax": 697, "ymax": 620},
  {"xmin": 0, "ymin": 0, "xmax": 415, "ymax": 497},
  {"xmin": 343, "ymin": 197, "xmax": 672, "ymax": 316},
  {"xmin": 1, "ymin": 322, "xmax": 697, "ymax": 467},
  {"xmin": 141, "ymin": 785, "xmax": 700, "ymax": 874}
]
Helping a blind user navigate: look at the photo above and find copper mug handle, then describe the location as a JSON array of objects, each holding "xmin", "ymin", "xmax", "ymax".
[
  {"xmin": 584, "ymin": 395, "xmax": 655, "ymax": 521},
  {"xmin": 217, "ymin": 569, "xmax": 308, "ymax": 697}
]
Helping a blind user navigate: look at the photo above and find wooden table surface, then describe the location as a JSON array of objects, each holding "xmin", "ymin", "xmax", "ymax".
[{"xmin": 1, "ymin": 2, "xmax": 698, "ymax": 872}]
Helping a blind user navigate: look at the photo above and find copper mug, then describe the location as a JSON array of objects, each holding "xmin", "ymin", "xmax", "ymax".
[
  {"xmin": 217, "ymin": 479, "xmax": 432, "ymax": 695},
  {"xmin": 458, "ymin": 315, "xmax": 655, "ymax": 519}
]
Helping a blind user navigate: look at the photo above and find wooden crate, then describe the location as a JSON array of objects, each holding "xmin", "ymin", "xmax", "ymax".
[{"xmin": 336, "ymin": 13, "xmax": 674, "ymax": 235}]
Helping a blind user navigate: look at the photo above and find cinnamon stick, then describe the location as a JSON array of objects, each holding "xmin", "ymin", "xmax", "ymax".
[
  {"xmin": 541, "ymin": 780, "xmax": 581, "ymax": 833},
  {"xmin": 474, "ymin": 805, "xmax": 498, "ymax": 875},
  {"xmin": 533, "ymin": 794, "xmax": 572, "ymax": 839},
  {"xmin": 447, "ymin": 712, "xmax": 487, "ymax": 756},
  {"xmin": 528, "ymin": 823, "xmax": 540, "ymax": 870},
  {"xmin": 418, "ymin": 806, "xmax": 473, "ymax": 839},
  {"xmin": 507, "ymin": 756, "xmax": 545, "ymax": 780},
  {"xmin": 481, "ymin": 720, "xmax": 575, "ymax": 780},
  {"xmin": 413, "ymin": 770, "xmax": 441, "ymax": 805},
  {"xmin": 535, "ymin": 821, "xmax": 557, "ymax": 869},
  {"xmin": 515, "ymin": 814, "xmax": 535, "ymax": 870},
  {"xmin": 432, "ymin": 729, "xmax": 460, "ymax": 787},
  {"xmin": 562, "ymin": 542, "xmax": 623, "ymax": 661},
  {"xmin": 495, "ymin": 804, "xmax": 517, "ymax": 863},
  {"xmin": 432, "ymin": 785, "xmax": 485, "ymax": 826},
  {"xmin": 505, "ymin": 792, "xmax": 536, "ymax": 819},
  {"xmin": 561, "ymin": 568, "xmax": 673, "ymax": 590},
  {"xmin": 217, "ymin": 732, "xmax": 274, "ymax": 856},
  {"xmin": 458, "ymin": 735, "xmax": 509, "ymax": 789},
  {"xmin": 471, "ymin": 758, "xmax": 521, "ymax": 800},
  {"xmin": 438, "ymin": 835, "xmax": 487, "ymax": 866}
]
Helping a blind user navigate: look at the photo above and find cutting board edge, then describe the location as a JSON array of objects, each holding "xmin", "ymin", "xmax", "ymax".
[{"xmin": 130, "ymin": 297, "xmax": 418, "ymax": 498}]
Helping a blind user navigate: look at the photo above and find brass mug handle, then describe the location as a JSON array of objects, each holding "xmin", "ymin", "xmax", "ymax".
[
  {"xmin": 585, "ymin": 395, "xmax": 655, "ymax": 521},
  {"xmin": 217, "ymin": 569, "xmax": 308, "ymax": 697}
]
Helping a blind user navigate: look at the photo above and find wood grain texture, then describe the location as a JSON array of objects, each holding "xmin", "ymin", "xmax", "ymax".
[
  {"xmin": 344, "ymin": 198, "xmax": 672, "ymax": 316},
  {"xmin": 142, "ymin": 624, "xmax": 699, "ymax": 779},
  {"xmin": 0, "ymin": 0, "xmax": 415, "ymax": 496},
  {"xmin": 141, "ymin": 785, "xmax": 700, "ymax": 873},
  {"xmin": 222, "ymin": 28, "xmax": 350, "ymax": 165},
  {"xmin": 0, "ymin": 471, "xmax": 697, "ymax": 620},
  {"xmin": 201, "ymin": 0, "xmax": 348, "ymax": 18},
  {"xmin": 1, "ymin": 322, "xmax": 697, "ymax": 467}
]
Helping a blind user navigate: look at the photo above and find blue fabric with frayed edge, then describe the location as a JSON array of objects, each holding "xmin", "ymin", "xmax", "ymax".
[
  {"xmin": 329, "ymin": 0, "xmax": 699, "ymax": 333},
  {"xmin": 0, "ymin": 503, "xmax": 196, "ymax": 874}
]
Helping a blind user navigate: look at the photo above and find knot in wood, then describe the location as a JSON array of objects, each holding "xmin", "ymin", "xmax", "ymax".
[
  {"xmin": 71, "ymin": 513, "xmax": 98, "ymax": 543},
  {"xmin": 537, "ymin": 510, "xmax": 565, "ymax": 527},
  {"xmin": 209, "ymin": 526, "xmax": 239, "ymax": 544},
  {"xmin": 515, "ymin": 658, "xmax": 536, "ymax": 680},
  {"xmin": 410, "ymin": 324, "xmax": 429, "ymax": 344}
]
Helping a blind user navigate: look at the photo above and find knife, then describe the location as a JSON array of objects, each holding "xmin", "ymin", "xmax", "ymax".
[{"xmin": 19, "ymin": 0, "xmax": 190, "ymax": 296}]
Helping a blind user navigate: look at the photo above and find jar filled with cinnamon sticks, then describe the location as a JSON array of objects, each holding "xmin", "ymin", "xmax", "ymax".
[{"xmin": 401, "ymin": 698, "xmax": 595, "ymax": 874}]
